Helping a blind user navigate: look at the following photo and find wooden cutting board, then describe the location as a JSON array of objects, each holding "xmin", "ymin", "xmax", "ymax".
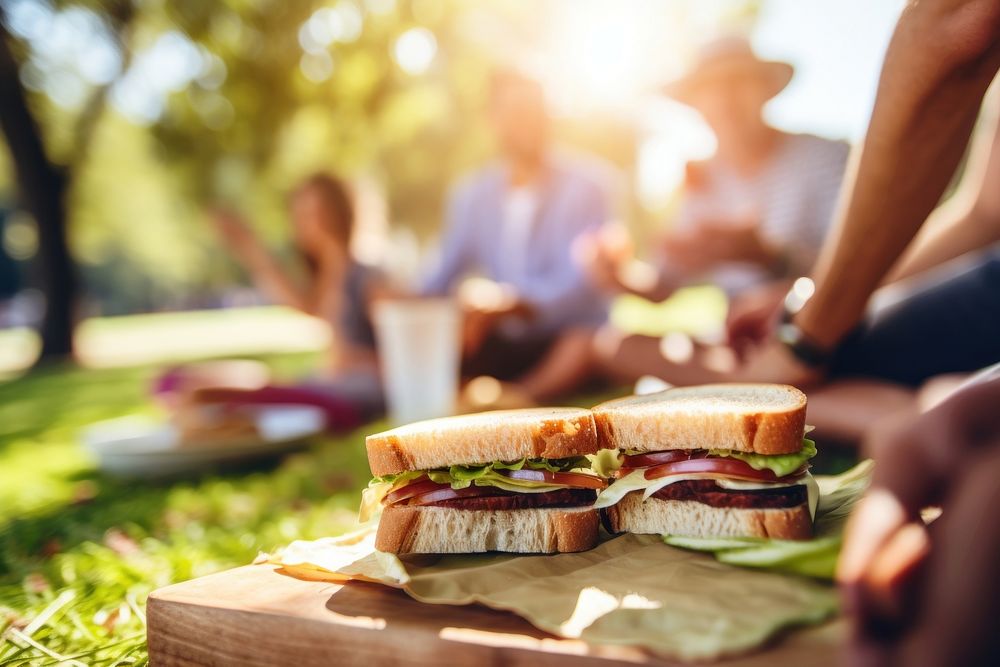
[{"xmin": 147, "ymin": 564, "xmax": 844, "ymax": 666}]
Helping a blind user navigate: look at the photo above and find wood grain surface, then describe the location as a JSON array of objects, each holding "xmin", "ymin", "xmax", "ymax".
[{"xmin": 146, "ymin": 564, "xmax": 844, "ymax": 666}]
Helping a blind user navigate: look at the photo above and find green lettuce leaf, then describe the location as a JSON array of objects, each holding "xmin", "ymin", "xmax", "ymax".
[{"xmin": 708, "ymin": 438, "xmax": 817, "ymax": 477}]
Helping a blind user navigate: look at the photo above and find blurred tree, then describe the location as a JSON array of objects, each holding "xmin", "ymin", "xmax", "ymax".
[{"xmin": 0, "ymin": 0, "xmax": 134, "ymax": 360}]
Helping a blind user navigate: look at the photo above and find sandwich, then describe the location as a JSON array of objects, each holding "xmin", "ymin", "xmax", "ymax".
[
  {"xmin": 592, "ymin": 384, "xmax": 818, "ymax": 540},
  {"xmin": 360, "ymin": 408, "xmax": 610, "ymax": 554}
]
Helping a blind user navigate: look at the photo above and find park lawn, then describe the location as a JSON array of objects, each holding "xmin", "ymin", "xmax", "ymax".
[{"xmin": 0, "ymin": 352, "xmax": 381, "ymax": 666}]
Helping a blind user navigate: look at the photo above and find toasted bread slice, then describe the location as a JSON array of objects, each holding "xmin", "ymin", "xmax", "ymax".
[
  {"xmin": 376, "ymin": 505, "xmax": 599, "ymax": 554},
  {"xmin": 593, "ymin": 384, "xmax": 807, "ymax": 455},
  {"xmin": 604, "ymin": 491, "xmax": 812, "ymax": 540},
  {"xmin": 366, "ymin": 408, "xmax": 603, "ymax": 477}
]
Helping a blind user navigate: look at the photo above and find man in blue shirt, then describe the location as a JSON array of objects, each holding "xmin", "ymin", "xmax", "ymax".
[{"xmin": 422, "ymin": 68, "xmax": 615, "ymax": 401}]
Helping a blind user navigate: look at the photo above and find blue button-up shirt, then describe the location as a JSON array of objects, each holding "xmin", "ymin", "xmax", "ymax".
[{"xmin": 422, "ymin": 153, "xmax": 614, "ymax": 338}]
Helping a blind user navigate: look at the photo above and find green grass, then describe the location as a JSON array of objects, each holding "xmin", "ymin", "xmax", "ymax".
[
  {"xmin": 0, "ymin": 306, "xmax": 328, "ymax": 376},
  {"xmin": 0, "ymin": 353, "xmax": 379, "ymax": 665}
]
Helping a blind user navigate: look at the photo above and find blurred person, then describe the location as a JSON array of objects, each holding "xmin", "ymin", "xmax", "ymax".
[
  {"xmin": 547, "ymin": 37, "xmax": 891, "ymax": 431},
  {"xmin": 838, "ymin": 367, "xmax": 1000, "ymax": 667},
  {"xmin": 579, "ymin": 37, "xmax": 850, "ymax": 385},
  {"xmin": 207, "ymin": 172, "xmax": 390, "ymax": 423},
  {"xmin": 422, "ymin": 67, "xmax": 615, "ymax": 403}
]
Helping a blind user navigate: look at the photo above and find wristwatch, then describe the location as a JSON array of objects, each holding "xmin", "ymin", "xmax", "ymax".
[{"xmin": 777, "ymin": 282, "xmax": 833, "ymax": 369}]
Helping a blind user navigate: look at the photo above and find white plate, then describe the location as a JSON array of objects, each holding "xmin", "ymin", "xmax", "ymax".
[{"xmin": 81, "ymin": 405, "xmax": 326, "ymax": 478}]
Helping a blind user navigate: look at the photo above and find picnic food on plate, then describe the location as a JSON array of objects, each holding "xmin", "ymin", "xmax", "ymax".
[
  {"xmin": 361, "ymin": 408, "xmax": 611, "ymax": 554},
  {"xmin": 172, "ymin": 399, "xmax": 259, "ymax": 445},
  {"xmin": 593, "ymin": 384, "xmax": 819, "ymax": 540}
]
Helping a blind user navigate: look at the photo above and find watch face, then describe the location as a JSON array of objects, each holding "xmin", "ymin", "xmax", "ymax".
[
  {"xmin": 777, "ymin": 322, "xmax": 802, "ymax": 347},
  {"xmin": 777, "ymin": 322, "xmax": 828, "ymax": 368}
]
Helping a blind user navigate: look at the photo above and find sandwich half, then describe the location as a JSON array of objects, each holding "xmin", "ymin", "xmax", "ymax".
[
  {"xmin": 361, "ymin": 408, "xmax": 610, "ymax": 554},
  {"xmin": 593, "ymin": 384, "xmax": 818, "ymax": 540}
]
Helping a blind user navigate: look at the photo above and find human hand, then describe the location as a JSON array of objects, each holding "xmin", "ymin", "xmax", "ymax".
[
  {"xmin": 729, "ymin": 337, "xmax": 823, "ymax": 388},
  {"xmin": 697, "ymin": 219, "xmax": 777, "ymax": 266},
  {"xmin": 660, "ymin": 227, "xmax": 717, "ymax": 274},
  {"xmin": 574, "ymin": 223, "xmax": 634, "ymax": 293},
  {"xmin": 726, "ymin": 281, "xmax": 789, "ymax": 359},
  {"xmin": 457, "ymin": 278, "xmax": 532, "ymax": 356},
  {"xmin": 837, "ymin": 377, "xmax": 1000, "ymax": 667},
  {"xmin": 662, "ymin": 219, "xmax": 777, "ymax": 273}
]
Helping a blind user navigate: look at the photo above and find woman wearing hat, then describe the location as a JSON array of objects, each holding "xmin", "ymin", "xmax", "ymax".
[
  {"xmin": 580, "ymin": 35, "xmax": 852, "ymax": 385},
  {"xmin": 564, "ymin": 36, "xmax": 913, "ymax": 442}
]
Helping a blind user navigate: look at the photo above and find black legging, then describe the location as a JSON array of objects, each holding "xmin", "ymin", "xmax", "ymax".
[{"xmin": 830, "ymin": 251, "xmax": 1000, "ymax": 386}]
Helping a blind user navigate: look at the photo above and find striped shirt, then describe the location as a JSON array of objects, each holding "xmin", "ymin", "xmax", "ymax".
[{"xmin": 672, "ymin": 132, "xmax": 850, "ymax": 295}]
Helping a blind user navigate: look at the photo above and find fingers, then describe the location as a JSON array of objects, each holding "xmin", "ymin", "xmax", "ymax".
[
  {"xmin": 725, "ymin": 307, "xmax": 772, "ymax": 351},
  {"xmin": 895, "ymin": 446, "xmax": 1000, "ymax": 667},
  {"xmin": 863, "ymin": 522, "xmax": 931, "ymax": 624},
  {"xmin": 843, "ymin": 380, "xmax": 1000, "ymax": 667},
  {"xmin": 865, "ymin": 409, "xmax": 949, "ymax": 518},
  {"xmin": 838, "ymin": 489, "xmax": 911, "ymax": 587},
  {"xmin": 839, "ymin": 409, "xmax": 940, "ymax": 652}
]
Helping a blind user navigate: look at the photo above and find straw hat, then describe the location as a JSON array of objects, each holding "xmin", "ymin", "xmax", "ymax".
[{"xmin": 663, "ymin": 36, "xmax": 794, "ymax": 106}]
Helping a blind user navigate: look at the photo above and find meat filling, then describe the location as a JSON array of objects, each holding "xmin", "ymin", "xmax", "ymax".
[
  {"xmin": 651, "ymin": 479, "xmax": 807, "ymax": 509},
  {"xmin": 422, "ymin": 487, "xmax": 597, "ymax": 511}
]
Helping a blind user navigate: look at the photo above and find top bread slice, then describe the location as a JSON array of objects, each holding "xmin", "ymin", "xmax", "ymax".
[
  {"xmin": 366, "ymin": 407, "xmax": 605, "ymax": 477},
  {"xmin": 592, "ymin": 384, "xmax": 807, "ymax": 456}
]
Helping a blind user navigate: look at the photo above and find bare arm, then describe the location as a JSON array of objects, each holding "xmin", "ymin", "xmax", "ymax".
[
  {"xmin": 797, "ymin": 0, "xmax": 1000, "ymax": 348},
  {"xmin": 887, "ymin": 94, "xmax": 1000, "ymax": 282},
  {"xmin": 213, "ymin": 210, "xmax": 315, "ymax": 314}
]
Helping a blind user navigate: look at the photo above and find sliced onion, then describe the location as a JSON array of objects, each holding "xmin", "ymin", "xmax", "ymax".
[
  {"xmin": 407, "ymin": 485, "xmax": 504, "ymax": 506},
  {"xmin": 643, "ymin": 458, "xmax": 784, "ymax": 482},
  {"xmin": 499, "ymin": 469, "xmax": 607, "ymax": 489}
]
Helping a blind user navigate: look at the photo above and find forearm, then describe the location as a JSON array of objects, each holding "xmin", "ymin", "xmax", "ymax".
[
  {"xmin": 238, "ymin": 243, "xmax": 312, "ymax": 313},
  {"xmin": 798, "ymin": 0, "xmax": 1000, "ymax": 347}
]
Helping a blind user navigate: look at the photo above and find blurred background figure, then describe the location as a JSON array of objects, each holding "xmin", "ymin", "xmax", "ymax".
[
  {"xmin": 421, "ymin": 67, "xmax": 616, "ymax": 404},
  {"xmin": 577, "ymin": 37, "xmax": 849, "ymax": 386},
  {"xmin": 839, "ymin": 368, "xmax": 1000, "ymax": 667},
  {"xmin": 205, "ymin": 172, "xmax": 389, "ymax": 423},
  {"xmin": 584, "ymin": 36, "xmax": 848, "ymax": 384}
]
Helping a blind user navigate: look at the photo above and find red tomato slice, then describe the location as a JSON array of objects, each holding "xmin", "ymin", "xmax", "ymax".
[
  {"xmin": 407, "ymin": 485, "xmax": 505, "ymax": 506},
  {"xmin": 643, "ymin": 457, "xmax": 783, "ymax": 482},
  {"xmin": 499, "ymin": 469, "xmax": 607, "ymax": 489},
  {"xmin": 622, "ymin": 450, "xmax": 696, "ymax": 469}
]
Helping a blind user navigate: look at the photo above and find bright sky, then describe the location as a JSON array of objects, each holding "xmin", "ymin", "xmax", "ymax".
[{"xmin": 755, "ymin": 0, "xmax": 907, "ymax": 142}]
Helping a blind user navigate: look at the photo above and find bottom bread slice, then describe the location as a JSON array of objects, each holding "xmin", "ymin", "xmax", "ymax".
[
  {"xmin": 605, "ymin": 491, "xmax": 812, "ymax": 540},
  {"xmin": 376, "ymin": 505, "xmax": 599, "ymax": 554}
]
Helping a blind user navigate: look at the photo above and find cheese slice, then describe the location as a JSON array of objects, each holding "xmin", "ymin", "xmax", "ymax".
[{"xmin": 594, "ymin": 469, "xmax": 819, "ymax": 520}]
